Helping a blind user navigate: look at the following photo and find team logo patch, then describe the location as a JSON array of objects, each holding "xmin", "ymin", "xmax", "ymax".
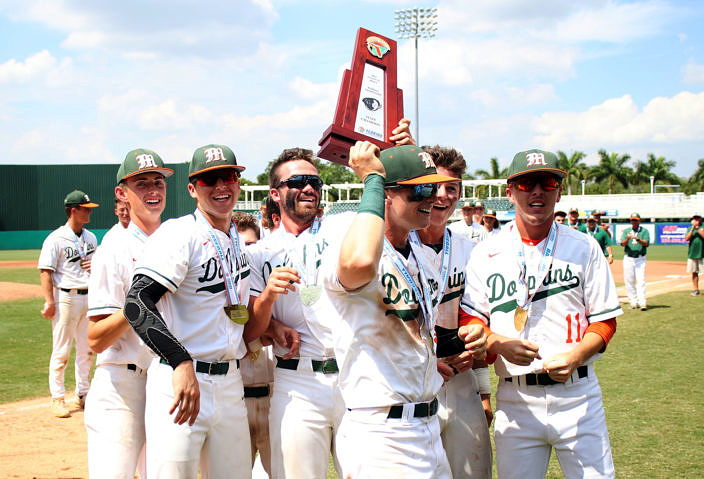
[
  {"xmin": 135, "ymin": 153, "xmax": 157, "ymax": 169},
  {"xmin": 366, "ymin": 36, "xmax": 390, "ymax": 59},
  {"xmin": 362, "ymin": 97, "xmax": 382, "ymax": 111},
  {"xmin": 418, "ymin": 151, "xmax": 436, "ymax": 169},
  {"xmin": 204, "ymin": 147, "xmax": 226, "ymax": 164},
  {"xmin": 526, "ymin": 152, "xmax": 547, "ymax": 167}
]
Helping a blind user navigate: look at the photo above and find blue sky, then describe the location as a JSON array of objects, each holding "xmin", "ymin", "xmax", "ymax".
[{"xmin": 1, "ymin": 0, "xmax": 703, "ymax": 180}]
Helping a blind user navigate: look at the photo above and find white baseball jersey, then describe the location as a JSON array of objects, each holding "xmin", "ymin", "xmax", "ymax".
[
  {"xmin": 477, "ymin": 227, "xmax": 501, "ymax": 243},
  {"xmin": 461, "ymin": 223, "xmax": 623, "ymax": 377},
  {"xmin": 447, "ymin": 220, "xmax": 473, "ymax": 241},
  {"xmin": 248, "ymin": 213, "xmax": 353, "ymax": 358},
  {"xmin": 88, "ymin": 222, "xmax": 155, "ymax": 369},
  {"xmin": 133, "ymin": 210, "xmax": 251, "ymax": 361},
  {"xmin": 322, "ymin": 236, "xmax": 444, "ymax": 409},
  {"xmin": 101, "ymin": 222, "xmax": 127, "ymax": 245},
  {"xmin": 38, "ymin": 223, "xmax": 97, "ymax": 288}
]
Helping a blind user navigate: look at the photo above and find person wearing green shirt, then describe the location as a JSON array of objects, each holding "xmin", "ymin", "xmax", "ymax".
[
  {"xmin": 586, "ymin": 216, "xmax": 614, "ymax": 264},
  {"xmin": 567, "ymin": 207, "xmax": 587, "ymax": 232},
  {"xmin": 685, "ymin": 213, "xmax": 704, "ymax": 296},
  {"xmin": 620, "ymin": 212, "xmax": 650, "ymax": 310}
]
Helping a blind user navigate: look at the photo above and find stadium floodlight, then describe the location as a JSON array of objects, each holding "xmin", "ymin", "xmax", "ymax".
[{"xmin": 394, "ymin": 7, "xmax": 438, "ymax": 143}]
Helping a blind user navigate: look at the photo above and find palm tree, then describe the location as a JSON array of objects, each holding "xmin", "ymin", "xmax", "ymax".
[
  {"xmin": 590, "ymin": 149, "xmax": 633, "ymax": 194},
  {"xmin": 474, "ymin": 157, "xmax": 507, "ymax": 179},
  {"xmin": 557, "ymin": 150, "xmax": 586, "ymax": 195},
  {"xmin": 688, "ymin": 158, "xmax": 704, "ymax": 192},
  {"xmin": 633, "ymin": 153, "xmax": 679, "ymax": 190}
]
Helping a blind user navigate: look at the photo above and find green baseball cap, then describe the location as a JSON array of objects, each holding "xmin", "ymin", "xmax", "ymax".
[
  {"xmin": 506, "ymin": 149, "xmax": 566, "ymax": 181},
  {"xmin": 117, "ymin": 148, "xmax": 174, "ymax": 184},
  {"xmin": 380, "ymin": 145, "xmax": 456, "ymax": 186},
  {"xmin": 630, "ymin": 212, "xmax": 641, "ymax": 220},
  {"xmin": 64, "ymin": 190, "xmax": 99, "ymax": 208},
  {"xmin": 483, "ymin": 208, "xmax": 497, "ymax": 218},
  {"xmin": 189, "ymin": 144, "xmax": 245, "ymax": 178}
]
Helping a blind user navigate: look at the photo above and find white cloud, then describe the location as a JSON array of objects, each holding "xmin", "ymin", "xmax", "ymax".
[
  {"xmin": 470, "ymin": 84, "xmax": 557, "ymax": 108},
  {"xmin": 683, "ymin": 60, "xmax": 704, "ymax": 84},
  {"xmin": 0, "ymin": 50, "xmax": 56, "ymax": 83},
  {"xmin": 289, "ymin": 76, "xmax": 337, "ymax": 101},
  {"xmin": 533, "ymin": 91, "xmax": 704, "ymax": 150},
  {"xmin": 9, "ymin": 124, "xmax": 115, "ymax": 165}
]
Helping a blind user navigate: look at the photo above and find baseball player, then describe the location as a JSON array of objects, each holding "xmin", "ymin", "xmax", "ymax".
[
  {"xmin": 566, "ymin": 207, "xmax": 587, "ymax": 232},
  {"xmin": 84, "ymin": 148, "xmax": 173, "ymax": 478},
  {"xmin": 38, "ymin": 190, "xmax": 98, "ymax": 418},
  {"xmin": 685, "ymin": 213, "xmax": 704, "ymax": 296},
  {"xmin": 321, "ymin": 142, "xmax": 487, "ymax": 478},
  {"xmin": 478, "ymin": 208, "xmax": 501, "ymax": 242},
  {"xmin": 620, "ymin": 212, "xmax": 650, "ymax": 310},
  {"xmin": 461, "ymin": 149, "xmax": 622, "ymax": 479},
  {"xmin": 123, "ymin": 144, "xmax": 262, "ymax": 478},
  {"xmin": 248, "ymin": 120, "xmax": 415, "ymax": 479},
  {"xmin": 553, "ymin": 210, "xmax": 567, "ymax": 225},
  {"xmin": 233, "ymin": 212, "xmax": 276, "ymax": 477},
  {"xmin": 415, "ymin": 145, "xmax": 493, "ymax": 479},
  {"xmin": 585, "ymin": 214, "xmax": 614, "ymax": 264},
  {"xmin": 101, "ymin": 197, "xmax": 131, "ymax": 244}
]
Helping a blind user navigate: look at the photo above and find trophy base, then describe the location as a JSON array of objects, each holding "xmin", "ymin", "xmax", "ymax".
[{"xmin": 317, "ymin": 125, "xmax": 393, "ymax": 166}]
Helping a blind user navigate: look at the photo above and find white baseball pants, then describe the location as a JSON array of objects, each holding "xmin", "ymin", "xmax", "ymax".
[
  {"xmin": 437, "ymin": 370, "xmax": 492, "ymax": 479},
  {"xmin": 623, "ymin": 255, "xmax": 647, "ymax": 308},
  {"xmin": 269, "ymin": 364, "xmax": 345, "ymax": 479},
  {"xmin": 494, "ymin": 369, "xmax": 614, "ymax": 479},
  {"xmin": 145, "ymin": 360, "xmax": 251, "ymax": 479},
  {"xmin": 49, "ymin": 289, "xmax": 92, "ymax": 399},
  {"xmin": 85, "ymin": 363, "xmax": 147, "ymax": 479}
]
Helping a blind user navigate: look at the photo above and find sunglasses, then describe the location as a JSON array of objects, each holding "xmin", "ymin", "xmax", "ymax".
[
  {"xmin": 276, "ymin": 174, "xmax": 323, "ymax": 191},
  {"xmin": 511, "ymin": 176, "xmax": 561, "ymax": 192},
  {"xmin": 387, "ymin": 183, "xmax": 439, "ymax": 202},
  {"xmin": 194, "ymin": 168, "xmax": 239, "ymax": 187}
]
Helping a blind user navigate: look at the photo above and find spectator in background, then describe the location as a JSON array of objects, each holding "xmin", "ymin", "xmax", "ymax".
[
  {"xmin": 478, "ymin": 208, "xmax": 501, "ymax": 242},
  {"xmin": 685, "ymin": 213, "xmax": 704, "ymax": 296},
  {"xmin": 554, "ymin": 210, "xmax": 567, "ymax": 225}
]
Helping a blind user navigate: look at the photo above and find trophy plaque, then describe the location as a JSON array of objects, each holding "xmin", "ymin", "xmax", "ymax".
[{"xmin": 317, "ymin": 27, "xmax": 404, "ymax": 165}]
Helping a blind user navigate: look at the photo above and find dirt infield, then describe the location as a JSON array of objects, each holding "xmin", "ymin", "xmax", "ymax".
[{"xmin": 0, "ymin": 259, "xmax": 692, "ymax": 478}]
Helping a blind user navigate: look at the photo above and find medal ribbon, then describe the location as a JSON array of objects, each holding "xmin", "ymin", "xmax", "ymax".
[
  {"xmin": 384, "ymin": 236, "xmax": 436, "ymax": 350},
  {"xmin": 195, "ymin": 209, "xmax": 242, "ymax": 306},
  {"xmin": 511, "ymin": 222, "xmax": 559, "ymax": 310},
  {"xmin": 410, "ymin": 229, "xmax": 451, "ymax": 303},
  {"xmin": 292, "ymin": 217, "xmax": 321, "ymax": 286},
  {"xmin": 71, "ymin": 228, "xmax": 88, "ymax": 260},
  {"xmin": 128, "ymin": 222, "xmax": 149, "ymax": 244}
]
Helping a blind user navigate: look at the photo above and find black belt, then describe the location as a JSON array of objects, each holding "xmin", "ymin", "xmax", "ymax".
[
  {"xmin": 387, "ymin": 398, "xmax": 438, "ymax": 419},
  {"xmin": 160, "ymin": 358, "xmax": 239, "ymax": 375},
  {"xmin": 626, "ymin": 252, "xmax": 644, "ymax": 258},
  {"xmin": 60, "ymin": 288, "xmax": 88, "ymax": 295},
  {"xmin": 275, "ymin": 356, "xmax": 339, "ymax": 374},
  {"xmin": 244, "ymin": 385, "xmax": 271, "ymax": 398},
  {"xmin": 505, "ymin": 365, "xmax": 589, "ymax": 386}
]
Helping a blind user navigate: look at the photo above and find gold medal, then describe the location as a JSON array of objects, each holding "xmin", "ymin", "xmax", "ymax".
[
  {"xmin": 514, "ymin": 305, "xmax": 528, "ymax": 331},
  {"xmin": 224, "ymin": 304, "xmax": 249, "ymax": 325}
]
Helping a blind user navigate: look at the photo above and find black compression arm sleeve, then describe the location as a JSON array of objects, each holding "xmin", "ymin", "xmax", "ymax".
[{"xmin": 124, "ymin": 274, "xmax": 192, "ymax": 369}]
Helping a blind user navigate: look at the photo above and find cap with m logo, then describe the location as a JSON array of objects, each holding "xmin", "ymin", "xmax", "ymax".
[
  {"xmin": 189, "ymin": 144, "xmax": 246, "ymax": 178},
  {"xmin": 117, "ymin": 148, "xmax": 174, "ymax": 184}
]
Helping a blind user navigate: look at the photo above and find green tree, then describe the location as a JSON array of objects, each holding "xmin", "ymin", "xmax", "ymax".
[
  {"xmin": 590, "ymin": 149, "xmax": 633, "ymax": 194},
  {"xmin": 557, "ymin": 150, "xmax": 586, "ymax": 195},
  {"xmin": 474, "ymin": 157, "xmax": 507, "ymax": 180},
  {"xmin": 684, "ymin": 158, "xmax": 704, "ymax": 194},
  {"xmin": 633, "ymin": 153, "xmax": 679, "ymax": 188}
]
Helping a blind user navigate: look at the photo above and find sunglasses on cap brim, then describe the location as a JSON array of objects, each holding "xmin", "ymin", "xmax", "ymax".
[
  {"xmin": 275, "ymin": 174, "xmax": 323, "ymax": 191},
  {"xmin": 510, "ymin": 175, "xmax": 561, "ymax": 192},
  {"xmin": 386, "ymin": 183, "xmax": 438, "ymax": 201},
  {"xmin": 193, "ymin": 168, "xmax": 240, "ymax": 187}
]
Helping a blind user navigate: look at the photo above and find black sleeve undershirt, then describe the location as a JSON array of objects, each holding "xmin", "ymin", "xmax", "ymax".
[{"xmin": 124, "ymin": 273, "xmax": 192, "ymax": 369}]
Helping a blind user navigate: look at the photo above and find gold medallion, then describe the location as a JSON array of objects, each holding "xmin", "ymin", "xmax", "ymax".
[
  {"xmin": 224, "ymin": 304, "xmax": 249, "ymax": 325},
  {"xmin": 514, "ymin": 306, "xmax": 528, "ymax": 331}
]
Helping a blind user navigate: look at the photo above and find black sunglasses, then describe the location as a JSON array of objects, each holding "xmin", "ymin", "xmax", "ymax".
[
  {"xmin": 193, "ymin": 168, "xmax": 239, "ymax": 187},
  {"xmin": 276, "ymin": 174, "xmax": 323, "ymax": 191},
  {"xmin": 387, "ymin": 183, "xmax": 438, "ymax": 202}
]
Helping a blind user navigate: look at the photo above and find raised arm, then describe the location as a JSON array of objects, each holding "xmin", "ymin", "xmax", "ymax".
[{"xmin": 336, "ymin": 141, "xmax": 386, "ymax": 291}]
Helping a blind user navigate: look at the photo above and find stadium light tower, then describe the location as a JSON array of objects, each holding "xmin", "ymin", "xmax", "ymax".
[{"xmin": 394, "ymin": 7, "xmax": 438, "ymax": 143}]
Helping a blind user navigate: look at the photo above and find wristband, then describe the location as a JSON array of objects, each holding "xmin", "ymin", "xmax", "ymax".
[
  {"xmin": 357, "ymin": 173, "xmax": 385, "ymax": 219},
  {"xmin": 474, "ymin": 366, "xmax": 491, "ymax": 395}
]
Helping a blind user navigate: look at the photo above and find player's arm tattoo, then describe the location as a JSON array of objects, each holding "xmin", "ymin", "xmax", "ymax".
[{"xmin": 124, "ymin": 274, "xmax": 192, "ymax": 369}]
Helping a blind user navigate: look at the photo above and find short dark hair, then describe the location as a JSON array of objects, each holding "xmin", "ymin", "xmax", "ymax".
[
  {"xmin": 265, "ymin": 194, "xmax": 280, "ymax": 227},
  {"xmin": 232, "ymin": 212, "xmax": 260, "ymax": 240},
  {"xmin": 422, "ymin": 145, "xmax": 466, "ymax": 178},
  {"xmin": 269, "ymin": 148, "xmax": 316, "ymax": 189}
]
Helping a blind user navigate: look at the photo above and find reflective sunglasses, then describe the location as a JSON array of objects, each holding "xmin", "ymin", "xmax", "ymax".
[
  {"xmin": 276, "ymin": 174, "xmax": 323, "ymax": 191},
  {"xmin": 387, "ymin": 183, "xmax": 439, "ymax": 202},
  {"xmin": 511, "ymin": 175, "xmax": 561, "ymax": 192},
  {"xmin": 194, "ymin": 168, "xmax": 239, "ymax": 187}
]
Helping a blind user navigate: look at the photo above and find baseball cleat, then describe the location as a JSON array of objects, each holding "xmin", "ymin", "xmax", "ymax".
[
  {"xmin": 691, "ymin": 290, "xmax": 700, "ymax": 296},
  {"xmin": 68, "ymin": 394, "xmax": 85, "ymax": 410},
  {"xmin": 51, "ymin": 398, "xmax": 70, "ymax": 418}
]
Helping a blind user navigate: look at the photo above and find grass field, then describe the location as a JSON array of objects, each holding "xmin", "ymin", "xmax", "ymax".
[
  {"xmin": 0, "ymin": 249, "xmax": 40, "ymax": 261},
  {"xmin": 0, "ymin": 248, "xmax": 700, "ymax": 478}
]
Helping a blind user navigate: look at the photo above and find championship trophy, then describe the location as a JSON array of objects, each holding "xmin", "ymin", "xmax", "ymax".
[{"xmin": 317, "ymin": 27, "xmax": 404, "ymax": 165}]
